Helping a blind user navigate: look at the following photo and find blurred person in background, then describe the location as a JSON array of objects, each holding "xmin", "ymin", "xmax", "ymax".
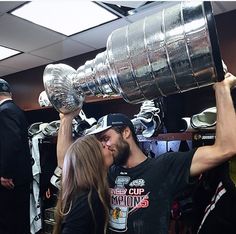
[{"xmin": 0, "ymin": 79, "xmax": 32, "ymax": 234}]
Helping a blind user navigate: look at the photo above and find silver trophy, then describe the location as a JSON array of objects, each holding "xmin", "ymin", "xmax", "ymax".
[{"xmin": 43, "ymin": 1, "xmax": 223, "ymax": 114}]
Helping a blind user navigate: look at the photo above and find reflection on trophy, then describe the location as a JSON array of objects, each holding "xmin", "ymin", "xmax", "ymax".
[{"xmin": 43, "ymin": 1, "xmax": 223, "ymax": 114}]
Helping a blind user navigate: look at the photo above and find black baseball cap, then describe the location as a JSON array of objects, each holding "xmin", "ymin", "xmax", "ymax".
[
  {"xmin": 0, "ymin": 79, "xmax": 11, "ymax": 93},
  {"xmin": 87, "ymin": 113, "xmax": 135, "ymax": 135}
]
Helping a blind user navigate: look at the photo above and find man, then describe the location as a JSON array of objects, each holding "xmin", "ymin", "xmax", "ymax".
[
  {"xmin": 55, "ymin": 72, "xmax": 236, "ymax": 234},
  {"xmin": 0, "ymin": 79, "xmax": 32, "ymax": 234}
]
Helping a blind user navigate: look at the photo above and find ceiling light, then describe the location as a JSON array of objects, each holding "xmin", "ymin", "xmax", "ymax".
[
  {"xmin": 0, "ymin": 46, "xmax": 20, "ymax": 61},
  {"xmin": 11, "ymin": 1, "xmax": 118, "ymax": 36}
]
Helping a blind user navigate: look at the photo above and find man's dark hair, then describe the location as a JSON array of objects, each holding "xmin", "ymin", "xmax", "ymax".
[{"xmin": 112, "ymin": 125, "xmax": 139, "ymax": 146}]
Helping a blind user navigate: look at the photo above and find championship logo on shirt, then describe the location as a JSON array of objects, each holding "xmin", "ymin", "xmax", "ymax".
[{"xmin": 109, "ymin": 175, "xmax": 150, "ymax": 232}]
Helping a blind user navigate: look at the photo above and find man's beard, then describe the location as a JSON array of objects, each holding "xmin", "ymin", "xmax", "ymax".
[{"xmin": 113, "ymin": 137, "xmax": 130, "ymax": 166}]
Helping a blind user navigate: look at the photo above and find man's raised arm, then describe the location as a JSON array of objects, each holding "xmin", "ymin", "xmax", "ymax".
[{"xmin": 191, "ymin": 72, "xmax": 236, "ymax": 176}]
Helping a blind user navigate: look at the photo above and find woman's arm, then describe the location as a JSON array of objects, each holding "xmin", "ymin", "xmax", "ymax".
[
  {"xmin": 57, "ymin": 109, "xmax": 81, "ymax": 167},
  {"xmin": 51, "ymin": 109, "xmax": 81, "ymax": 188}
]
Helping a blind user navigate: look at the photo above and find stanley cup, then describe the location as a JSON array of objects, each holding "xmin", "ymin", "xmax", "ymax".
[{"xmin": 43, "ymin": 1, "xmax": 224, "ymax": 114}]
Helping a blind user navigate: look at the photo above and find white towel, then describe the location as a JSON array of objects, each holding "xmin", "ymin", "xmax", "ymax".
[
  {"xmin": 30, "ymin": 132, "xmax": 45, "ymax": 233},
  {"xmin": 30, "ymin": 175, "xmax": 42, "ymax": 234}
]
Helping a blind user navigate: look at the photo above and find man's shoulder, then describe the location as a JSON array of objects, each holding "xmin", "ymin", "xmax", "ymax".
[
  {"xmin": 0, "ymin": 100, "xmax": 17, "ymax": 111},
  {"xmin": 158, "ymin": 150, "xmax": 196, "ymax": 159},
  {"xmin": 0, "ymin": 102, "xmax": 23, "ymax": 118},
  {"xmin": 150, "ymin": 150, "xmax": 196, "ymax": 169}
]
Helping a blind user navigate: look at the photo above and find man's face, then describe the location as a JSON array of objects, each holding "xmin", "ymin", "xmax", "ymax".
[{"xmin": 96, "ymin": 128, "xmax": 130, "ymax": 166}]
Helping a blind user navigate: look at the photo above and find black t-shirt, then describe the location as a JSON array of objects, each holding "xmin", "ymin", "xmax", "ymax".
[
  {"xmin": 194, "ymin": 162, "xmax": 236, "ymax": 234},
  {"xmin": 108, "ymin": 150, "xmax": 195, "ymax": 234},
  {"xmin": 61, "ymin": 190, "xmax": 106, "ymax": 234}
]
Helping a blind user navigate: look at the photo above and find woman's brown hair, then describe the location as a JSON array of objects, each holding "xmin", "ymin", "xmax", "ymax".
[{"xmin": 53, "ymin": 135, "xmax": 110, "ymax": 234}]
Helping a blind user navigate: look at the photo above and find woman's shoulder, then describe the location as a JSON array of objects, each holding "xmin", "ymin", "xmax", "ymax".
[
  {"xmin": 62, "ymin": 189, "xmax": 105, "ymax": 234},
  {"xmin": 73, "ymin": 189, "xmax": 101, "ymax": 207}
]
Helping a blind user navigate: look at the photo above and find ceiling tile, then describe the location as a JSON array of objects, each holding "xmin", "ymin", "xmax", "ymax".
[
  {"xmin": 0, "ymin": 53, "xmax": 52, "ymax": 70},
  {"xmin": 0, "ymin": 65, "xmax": 22, "ymax": 77},
  {"xmin": 216, "ymin": 1, "xmax": 236, "ymax": 14},
  {"xmin": 0, "ymin": 1, "xmax": 26, "ymax": 15},
  {"xmin": 70, "ymin": 18, "xmax": 130, "ymax": 49},
  {"xmin": 30, "ymin": 38, "xmax": 96, "ymax": 61},
  {"xmin": 212, "ymin": 2, "xmax": 223, "ymax": 15},
  {"xmin": 0, "ymin": 1, "xmax": 235, "ymax": 78},
  {"xmin": 102, "ymin": 1, "xmax": 145, "ymax": 8},
  {"xmin": 0, "ymin": 14, "xmax": 66, "ymax": 52}
]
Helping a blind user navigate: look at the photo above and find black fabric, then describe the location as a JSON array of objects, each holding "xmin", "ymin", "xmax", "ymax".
[
  {"xmin": 38, "ymin": 140, "xmax": 58, "ymax": 221},
  {"xmin": 0, "ymin": 184, "xmax": 30, "ymax": 234},
  {"xmin": 193, "ymin": 162, "xmax": 236, "ymax": 234},
  {"xmin": 107, "ymin": 113, "xmax": 136, "ymax": 135},
  {"xmin": 163, "ymin": 94, "xmax": 185, "ymax": 133},
  {"xmin": 197, "ymin": 189, "xmax": 236, "ymax": 234},
  {"xmin": 0, "ymin": 100, "xmax": 32, "ymax": 234},
  {"xmin": 38, "ymin": 140, "xmax": 57, "ymax": 196},
  {"xmin": 0, "ymin": 100, "xmax": 33, "ymax": 185},
  {"xmin": 108, "ymin": 150, "xmax": 196, "ymax": 234},
  {"xmin": 61, "ymin": 190, "xmax": 106, "ymax": 234}
]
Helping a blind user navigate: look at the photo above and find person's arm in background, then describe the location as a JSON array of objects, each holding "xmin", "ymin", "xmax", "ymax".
[{"xmin": 191, "ymin": 72, "xmax": 236, "ymax": 176}]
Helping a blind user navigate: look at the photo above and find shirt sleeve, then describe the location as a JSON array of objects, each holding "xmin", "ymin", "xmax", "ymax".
[{"xmin": 158, "ymin": 149, "xmax": 197, "ymax": 195}]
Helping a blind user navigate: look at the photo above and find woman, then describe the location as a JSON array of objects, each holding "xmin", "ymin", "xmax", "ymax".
[{"xmin": 53, "ymin": 134, "xmax": 113, "ymax": 234}]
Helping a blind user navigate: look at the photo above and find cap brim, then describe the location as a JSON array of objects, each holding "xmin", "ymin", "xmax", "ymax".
[{"xmin": 86, "ymin": 125, "xmax": 112, "ymax": 135}]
